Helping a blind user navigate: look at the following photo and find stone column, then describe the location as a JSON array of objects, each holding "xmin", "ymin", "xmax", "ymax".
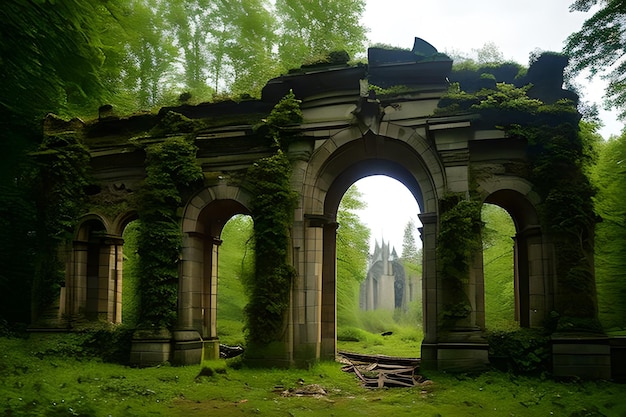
[
  {"xmin": 68, "ymin": 240, "xmax": 89, "ymax": 318},
  {"xmin": 201, "ymin": 236, "xmax": 222, "ymax": 361},
  {"xmin": 320, "ymin": 221, "xmax": 338, "ymax": 360},
  {"xmin": 419, "ymin": 212, "xmax": 438, "ymax": 368},
  {"xmin": 292, "ymin": 216, "xmax": 324, "ymax": 365},
  {"xmin": 173, "ymin": 231, "xmax": 204, "ymax": 365}
]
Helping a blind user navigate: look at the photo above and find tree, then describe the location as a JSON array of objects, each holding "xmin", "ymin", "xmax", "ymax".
[
  {"xmin": 274, "ymin": 0, "xmax": 367, "ymax": 71},
  {"xmin": 401, "ymin": 219, "xmax": 420, "ymax": 264},
  {"xmin": 481, "ymin": 204, "xmax": 516, "ymax": 329},
  {"xmin": 590, "ymin": 128, "xmax": 626, "ymax": 329},
  {"xmin": 565, "ymin": 0, "xmax": 626, "ymax": 118},
  {"xmin": 336, "ymin": 185, "xmax": 370, "ymax": 327}
]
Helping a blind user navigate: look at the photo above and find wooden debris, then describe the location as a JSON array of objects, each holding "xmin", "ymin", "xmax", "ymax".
[{"xmin": 338, "ymin": 351, "xmax": 425, "ymax": 389}]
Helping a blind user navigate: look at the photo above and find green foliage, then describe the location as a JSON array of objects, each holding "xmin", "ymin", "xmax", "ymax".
[
  {"xmin": 245, "ymin": 151, "xmax": 298, "ymax": 346},
  {"xmin": 217, "ymin": 215, "xmax": 254, "ymax": 346},
  {"xmin": 0, "ymin": 0, "xmax": 113, "ymax": 123},
  {"xmin": 31, "ymin": 133, "xmax": 91, "ymax": 321},
  {"xmin": 336, "ymin": 185, "xmax": 370, "ymax": 328},
  {"xmin": 437, "ymin": 195, "xmax": 482, "ymax": 325},
  {"xmin": 122, "ymin": 220, "xmax": 141, "ymax": 327},
  {"xmin": 3, "ymin": 335, "xmax": 626, "ymax": 416},
  {"xmin": 136, "ymin": 136, "xmax": 203, "ymax": 329},
  {"xmin": 508, "ymin": 120, "xmax": 599, "ymax": 329},
  {"xmin": 482, "ymin": 204, "xmax": 517, "ymax": 330},
  {"xmin": 487, "ymin": 328, "xmax": 551, "ymax": 374},
  {"xmin": 590, "ymin": 131, "xmax": 626, "ymax": 330},
  {"xmin": 565, "ymin": 0, "xmax": 626, "ymax": 119},
  {"xmin": 438, "ymin": 195, "xmax": 483, "ymax": 285},
  {"xmin": 265, "ymin": 90, "xmax": 303, "ymax": 147},
  {"xmin": 274, "ymin": 0, "xmax": 367, "ymax": 72}
]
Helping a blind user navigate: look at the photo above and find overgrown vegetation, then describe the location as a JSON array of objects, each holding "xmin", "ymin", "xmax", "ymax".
[
  {"xmin": 243, "ymin": 93, "xmax": 301, "ymax": 347},
  {"xmin": 437, "ymin": 57, "xmax": 600, "ymax": 333},
  {"xmin": 2, "ymin": 334, "xmax": 626, "ymax": 416},
  {"xmin": 591, "ymin": 129, "xmax": 626, "ymax": 331},
  {"xmin": 437, "ymin": 194, "xmax": 483, "ymax": 326},
  {"xmin": 135, "ymin": 135, "xmax": 203, "ymax": 329},
  {"xmin": 481, "ymin": 204, "xmax": 517, "ymax": 329},
  {"xmin": 31, "ymin": 132, "xmax": 91, "ymax": 322},
  {"xmin": 216, "ymin": 215, "xmax": 254, "ymax": 347}
]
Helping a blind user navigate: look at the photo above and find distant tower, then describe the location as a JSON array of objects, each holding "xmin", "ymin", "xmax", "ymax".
[{"xmin": 360, "ymin": 240, "xmax": 411, "ymax": 311}]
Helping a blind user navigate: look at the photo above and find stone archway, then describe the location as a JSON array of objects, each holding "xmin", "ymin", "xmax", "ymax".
[
  {"xmin": 482, "ymin": 189, "xmax": 549, "ymax": 329},
  {"xmin": 293, "ymin": 126, "xmax": 446, "ymax": 366},
  {"xmin": 174, "ymin": 186, "xmax": 252, "ymax": 364},
  {"xmin": 65, "ymin": 215, "xmax": 123, "ymax": 324}
]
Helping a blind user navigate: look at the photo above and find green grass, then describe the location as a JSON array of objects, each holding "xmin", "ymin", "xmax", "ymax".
[{"xmin": 2, "ymin": 334, "xmax": 625, "ymax": 416}]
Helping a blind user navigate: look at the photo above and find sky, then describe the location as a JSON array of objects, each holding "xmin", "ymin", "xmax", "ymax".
[{"xmin": 352, "ymin": 0, "xmax": 624, "ymax": 253}]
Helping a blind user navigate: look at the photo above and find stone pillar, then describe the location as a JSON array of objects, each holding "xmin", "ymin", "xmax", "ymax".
[
  {"xmin": 103, "ymin": 237, "xmax": 123, "ymax": 324},
  {"xmin": 292, "ymin": 216, "xmax": 324, "ymax": 365},
  {"xmin": 419, "ymin": 212, "xmax": 438, "ymax": 369},
  {"xmin": 202, "ymin": 236, "xmax": 222, "ymax": 361},
  {"xmin": 173, "ymin": 231, "xmax": 204, "ymax": 365},
  {"xmin": 426, "ymin": 211, "xmax": 489, "ymax": 372},
  {"xmin": 68, "ymin": 240, "xmax": 89, "ymax": 318},
  {"xmin": 320, "ymin": 221, "xmax": 338, "ymax": 360}
]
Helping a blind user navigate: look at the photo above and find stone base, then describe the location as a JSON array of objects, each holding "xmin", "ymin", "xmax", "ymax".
[
  {"xmin": 423, "ymin": 329, "xmax": 489, "ymax": 372},
  {"xmin": 552, "ymin": 334, "xmax": 611, "ymax": 380},
  {"xmin": 610, "ymin": 336, "xmax": 626, "ymax": 382},
  {"xmin": 202, "ymin": 338, "xmax": 220, "ymax": 361},
  {"xmin": 172, "ymin": 329, "xmax": 203, "ymax": 365},
  {"xmin": 420, "ymin": 343, "xmax": 438, "ymax": 371},
  {"xmin": 437, "ymin": 342, "xmax": 489, "ymax": 372},
  {"xmin": 129, "ymin": 328, "xmax": 172, "ymax": 367}
]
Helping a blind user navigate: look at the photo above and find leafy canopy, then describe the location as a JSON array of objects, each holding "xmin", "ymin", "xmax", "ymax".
[{"xmin": 565, "ymin": 0, "xmax": 626, "ymax": 118}]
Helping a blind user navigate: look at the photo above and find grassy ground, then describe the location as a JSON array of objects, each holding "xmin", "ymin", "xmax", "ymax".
[{"xmin": 1, "ymin": 333, "xmax": 625, "ymax": 416}]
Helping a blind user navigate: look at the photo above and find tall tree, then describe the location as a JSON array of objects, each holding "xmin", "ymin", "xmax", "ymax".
[
  {"xmin": 274, "ymin": 0, "xmax": 367, "ymax": 71},
  {"xmin": 590, "ymin": 128, "xmax": 626, "ymax": 329},
  {"xmin": 336, "ymin": 185, "xmax": 370, "ymax": 327},
  {"xmin": 565, "ymin": 0, "xmax": 626, "ymax": 118}
]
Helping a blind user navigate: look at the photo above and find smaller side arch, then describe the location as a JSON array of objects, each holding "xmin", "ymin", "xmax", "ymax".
[
  {"xmin": 482, "ymin": 188, "xmax": 549, "ymax": 328},
  {"xmin": 66, "ymin": 214, "xmax": 123, "ymax": 324},
  {"xmin": 175, "ymin": 185, "xmax": 252, "ymax": 364}
]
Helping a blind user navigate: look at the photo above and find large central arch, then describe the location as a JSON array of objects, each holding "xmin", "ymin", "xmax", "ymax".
[{"xmin": 293, "ymin": 124, "xmax": 446, "ymax": 364}]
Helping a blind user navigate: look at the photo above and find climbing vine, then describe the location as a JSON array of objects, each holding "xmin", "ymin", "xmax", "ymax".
[
  {"xmin": 510, "ymin": 122, "xmax": 600, "ymax": 331},
  {"xmin": 32, "ymin": 132, "xmax": 91, "ymax": 321},
  {"xmin": 135, "ymin": 134, "xmax": 203, "ymax": 329},
  {"xmin": 244, "ymin": 92, "xmax": 301, "ymax": 346},
  {"xmin": 437, "ymin": 56, "xmax": 600, "ymax": 332},
  {"xmin": 437, "ymin": 194, "xmax": 483, "ymax": 325}
]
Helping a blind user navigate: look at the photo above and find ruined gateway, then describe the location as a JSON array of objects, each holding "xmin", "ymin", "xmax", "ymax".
[{"xmin": 39, "ymin": 38, "xmax": 617, "ymax": 378}]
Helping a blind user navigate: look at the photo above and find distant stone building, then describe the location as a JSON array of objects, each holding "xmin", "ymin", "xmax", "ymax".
[{"xmin": 360, "ymin": 241, "xmax": 420, "ymax": 311}]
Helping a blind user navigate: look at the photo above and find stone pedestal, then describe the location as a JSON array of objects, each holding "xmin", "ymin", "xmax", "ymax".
[
  {"xmin": 552, "ymin": 334, "xmax": 611, "ymax": 379},
  {"xmin": 202, "ymin": 338, "xmax": 220, "ymax": 361},
  {"xmin": 172, "ymin": 329, "xmax": 203, "ymax": 365},
  {"xmin": 129, "ymin": 328, "xmax": 172, "ymax": 367},
  {"xmin": 434, "ymin": 329, "xmax": 490, "ymax": 372}
]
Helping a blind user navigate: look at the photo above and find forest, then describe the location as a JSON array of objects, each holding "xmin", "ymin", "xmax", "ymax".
[{"xmin": 1, "ymin": 0, "xmax": 626, "ymax": 415}]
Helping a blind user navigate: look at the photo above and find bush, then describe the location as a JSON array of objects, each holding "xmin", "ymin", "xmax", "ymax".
[{"xmin": 487, "ymin": 328, "xmax": 551, "ymax": 374}]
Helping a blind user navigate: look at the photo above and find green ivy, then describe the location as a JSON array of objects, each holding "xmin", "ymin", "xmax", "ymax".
[
  {"xmin": 31, "ymin": 132, "xmax": 91, "ymax": 321},
  {"xmin": 487, "ymin": 328, "xmax": 551, "ymax": 374},
  {"xmin": 437, "ymin": 194, "xmax": 482, "ymax": 325},
  {"xmin": 510, "ymin": 123, "xmax": 599, "ymax": 329},
  {"xmin": 243, "ymin": 93, "xmax": 301, "ymax": 347},
  {"xmin": 135, "ymin": 135, "xmax": 203, "ymax": 329},
  {"xmin": 244, "ymin": 151, "xmax": 298, "ymax": 345},
  {"xmin": 437, "ymin": 66, "xmax": 600, "ymax": 332},
  {"xmin": 265, "ymin": 90, "xmax": 303, "ymax": 148}
]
